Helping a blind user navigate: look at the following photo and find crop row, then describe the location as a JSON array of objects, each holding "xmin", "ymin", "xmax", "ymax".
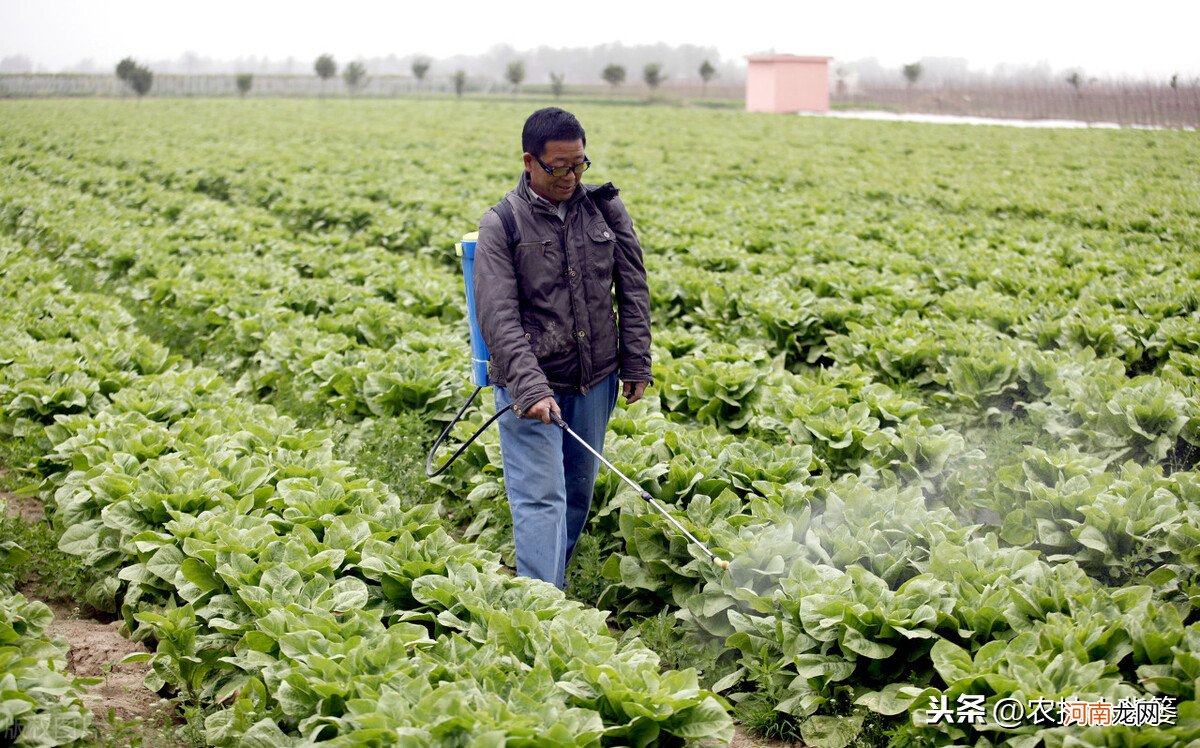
[
  {"xmin": 5, "ymin": 114, "xmax": 1196, "ymax": 487},
  {"xmin": 0, "ymin": 504, "xmax": 93, "ymax": 746},
  {"xmin": 2, "ymin": 100, "xmax": 1199, "ymax": 745},
  {"xmin": 4, "ymin": 110, "xmax": 1197, "ymax": 459},
  {"xmin": 0, "ymin": 247, "xmax": 731, "ymax": 745},
  {"xmin": 2, "ymin": 118, "xmax": 1197, "ymax": 585}
]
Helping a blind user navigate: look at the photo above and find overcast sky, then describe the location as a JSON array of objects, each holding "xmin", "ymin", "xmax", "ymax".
[{"xmin": 2, "ymin": 0, "xmax": 1197, "ymax": 78}]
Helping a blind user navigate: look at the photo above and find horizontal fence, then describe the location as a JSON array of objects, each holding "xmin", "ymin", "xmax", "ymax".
[
  {"xmin": 0, "ymin": 73, "xmax": 473, "ymax": 97},
  {"xmin": 835, "ymin": 82, "xmax": 1200, "ymax": 129},
  {"xmin": 3, "ymin": 74, "xmax": 1196, "ymax": 128},
  {"xmin": 0, "ymin": 73, "xmax": 744, "ymax": 100},
  {"xmin": 523, "ymin": 82, "xmax": 744, "ymax": 99}
]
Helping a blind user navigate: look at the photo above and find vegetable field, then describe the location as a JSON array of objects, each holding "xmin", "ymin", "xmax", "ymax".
[{"xmin": 1, "ymin": 99, "xmax": 1198, "ymax": 747}]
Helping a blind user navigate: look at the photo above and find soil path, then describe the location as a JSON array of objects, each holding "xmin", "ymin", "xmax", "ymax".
[
  {"xmin": 41, "ymin": 600, "xmax": 170, "ymax": 726},
  {"xmin": 5, "ymin": 484, "xmax": 795, "ymax": 746},
  {"xmin": 3, "ymin": 487, "xmax": 177, "ymax": 735},
  {"xmin": 731, "ymin": 726, "xmax": 797, "ymax": 747},
  {"xmin": 3, "ymin": 485, "xmax": 44, "ymax": 524}
]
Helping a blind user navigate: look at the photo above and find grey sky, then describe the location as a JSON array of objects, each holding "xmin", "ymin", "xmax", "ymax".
[{"xmin": 2, "ymin": 0, "xmax": 1197, "ymax": 78}]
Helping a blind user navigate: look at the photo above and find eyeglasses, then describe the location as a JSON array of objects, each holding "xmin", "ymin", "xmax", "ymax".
[{"xmin": 534, "ymin": 154, "xmax": 591, "ymax": 178}]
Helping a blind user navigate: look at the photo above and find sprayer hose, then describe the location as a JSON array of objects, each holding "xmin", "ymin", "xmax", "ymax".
[
  {"xmin": 425, "ymin": 386, "xmax": 509, "ymax": 478},
  {"xmin": 426, "ymin": 388, "xmax": 730, "ymax": 570}
]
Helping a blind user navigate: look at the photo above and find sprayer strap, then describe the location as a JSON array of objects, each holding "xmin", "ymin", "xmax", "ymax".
[
  {"xmin": 492, "ymin": 198, "xmax": 520, "ymax": 250},
  {"xmin": 425, "ymin": 386, "xmax": 510, "ymax": 478},
  {"xmin": 491, "ymin": 183, "xmax": 620, "ymax": 251}
]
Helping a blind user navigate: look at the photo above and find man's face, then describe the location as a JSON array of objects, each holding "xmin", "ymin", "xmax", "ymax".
[{"xmin": 523, "ymin": 138, "xmax": 586, "ymax": 205}]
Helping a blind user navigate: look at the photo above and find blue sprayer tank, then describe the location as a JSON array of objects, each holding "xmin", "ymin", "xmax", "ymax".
[{"xmin": 456, "ymin": 232, "xmax": 490, "ymax": 387}]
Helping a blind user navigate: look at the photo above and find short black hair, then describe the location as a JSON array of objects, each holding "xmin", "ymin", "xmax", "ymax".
[{"xmin": 521, "ymin": 107, "xmax": 586, "ymax": 157}]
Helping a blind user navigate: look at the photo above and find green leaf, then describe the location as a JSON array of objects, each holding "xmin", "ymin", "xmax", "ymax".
[
  {"xmin": 180, "ymin": 558, "xmax": 223, "ymax": 593},
  {"xmin": 800, "ymin": 714, "xmax": 863, "ymax": 748},
  {"xmin": 709, "ymin": 667, "xmax": 745, "ymax": 694},
  {"xmin": 856, "ymin": 683, "xmax": 931, "ymax": 716},
  {"xmin": 320, "ymin": 577, "xmax": 369, "ymax": 612},
  {"xmin": 840, "ymin": 627, "xmax": 895, "ymax": 660},
  {"xmin": 57, "ymin": 521, "xmax": 100, "ymax": 558},
  {"xmin": 146, "ymin": 544, "xmax": 186, "ymax": 584},
  {"xmin": 667, "ymin": 697, "xmax": 734, "ymax": 740},
  {"xmin": 930, "ymin": 638, "xmax": 974, "ymax": 683},
  {"xmin": 239, "ymin": 717, "xmax": 298, "ymax": 748}
]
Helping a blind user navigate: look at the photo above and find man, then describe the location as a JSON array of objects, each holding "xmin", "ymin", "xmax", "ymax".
[{"xmin": 474, "ymin": 107, "xmax": 652, "ymax": 589}]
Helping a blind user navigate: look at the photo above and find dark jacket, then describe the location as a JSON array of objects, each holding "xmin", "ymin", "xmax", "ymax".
[{"xmin": 474, "ymin": 173, "xmax": 653, "ymax": 415}]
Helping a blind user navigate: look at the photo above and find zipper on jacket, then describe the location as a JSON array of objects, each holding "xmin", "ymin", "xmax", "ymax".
[{"xmin": 558, "ymin": 220, "xmax": 589, "ymax": 388}]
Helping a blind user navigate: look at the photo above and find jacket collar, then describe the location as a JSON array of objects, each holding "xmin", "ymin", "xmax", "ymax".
[{"xmin": 517, "ymin": 171, "xmax": 584, "ymax": 217}]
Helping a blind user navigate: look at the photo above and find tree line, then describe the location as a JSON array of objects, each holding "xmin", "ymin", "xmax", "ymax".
[
  {"xmin": 112, "ymin": 54, "xmax": 721, "ymax": 98},
  {"xmin": 892, "ymin": 60, "xmax": 1188, "ymax": 96}
]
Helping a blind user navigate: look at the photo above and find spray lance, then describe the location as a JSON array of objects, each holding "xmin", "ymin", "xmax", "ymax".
[
  {"xmin": 547, "ymin": 412, "xmax": 729, "ymax": 569},
  {"xmin": 426, "ymin": 232, "xmax": 729, "ymax": 571}
]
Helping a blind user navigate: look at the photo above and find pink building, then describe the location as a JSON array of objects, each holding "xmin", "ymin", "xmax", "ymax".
[{"xmin": 745, "ymin": 55, "xmax": 833, "ymax": 113}]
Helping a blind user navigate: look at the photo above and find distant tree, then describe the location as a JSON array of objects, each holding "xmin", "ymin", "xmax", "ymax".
[
  {"xmin": 115, "ymin": 57, "xmax": 153, "ymax": 97},
  {"xmin": 452, "ymin": 69, "xmax": 467, "ymax": 98},
  {"xmin": 235, "ymin": 73, "xmax": 253, "ymax": 97},
  {"xmin": 128, "ymin": 66, "xmax": 153, "ymax": 97},
  {"xmin": 1066, "ymin": 70, "xmax": 1083, "ymax": 94},
  {"xmin": 411, "ymin": 57, "xmax": 431, "ymax": 84},
  {"xmin": 314, "ymin": 54, "xmax": 337, "ymax": 81},
  {"xmin": 601, "ymin": 63, "xmax": 626, "ymax": 89},
  {"xmin": 343, "ymin": 61, "xmax": 368, "ymax": 92},
  {"xmin": 902, "ymin": 62, "xmax": 922, "ymax": 87},
  {"xmin": 314, "ymin": 54, "xmax": 337, "ymax": 98},
  {"xmin": 115, "ymin": 57, "xmax": 137, "ymax": 83},
  {"xmin": 643, "ymin": 62, "xmax": 665, "ymax": 91},
  {"xmin": 699, "ymin": 59, "xmax": 716, "ymax": 95},
  {"xmin": 1169, "ymin": 72, "xmax": 1179, "ymax": 90},
  {"xmin": 505, "ymin": 60, "xmax": 526, "ymax": 93},
  {"xmin": 549, "ymin": 72, "xmax": 565, "ymax": 99}
]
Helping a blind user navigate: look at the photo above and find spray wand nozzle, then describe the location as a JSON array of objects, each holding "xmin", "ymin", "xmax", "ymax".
[{"xmin": 549, "ymin": 413, "xmax": 730, "ymax": 571}]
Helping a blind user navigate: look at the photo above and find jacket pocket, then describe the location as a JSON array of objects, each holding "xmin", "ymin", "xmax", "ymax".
[
  {"xmin": 513, "ymin": 240, "xmax": 558, "ymax": 304},
  {"xmin": 525, "ymin": 319, "xmax": 579, "ymax": 383},
  {"xmin": 585, "ymin": 221, "xmax": 616, "ymax": 281}
]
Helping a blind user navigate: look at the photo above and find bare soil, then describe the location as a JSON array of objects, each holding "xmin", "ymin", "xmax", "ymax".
[
  {"xmin": 4, "ymin": 480, "xmax": 794, "ymax": 746},
  {"xmin": 42, "ymin": 600, "xmax": 171, "ymax": 726},
  {"xmin": 4, "ymin": 487, "xmax": 183, "ymax": 740},
  {"xmin": 730, "ymin": 725, "xmax": 799, "ymax": 747},
  {"xmin": 2, "ymin": 486, "xmax": 44, "ymax": 524}
]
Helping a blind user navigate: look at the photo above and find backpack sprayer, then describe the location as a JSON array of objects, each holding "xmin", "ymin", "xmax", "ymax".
[{"xmin": 425, "ymin": 229, "xmax": 729, "ymax": 570}]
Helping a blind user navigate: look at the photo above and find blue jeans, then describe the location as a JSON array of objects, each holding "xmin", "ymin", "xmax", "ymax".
[{"xmin": 493, "ymin": 370, "xmax": 619, "ymax": 589}]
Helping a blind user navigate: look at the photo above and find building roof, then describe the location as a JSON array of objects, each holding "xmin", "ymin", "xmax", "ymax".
[{"xmin": 744, "ymin": 55, "xmax": 833, "ymax": 64}]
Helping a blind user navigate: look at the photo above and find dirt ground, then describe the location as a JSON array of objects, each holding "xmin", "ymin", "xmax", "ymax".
[
  {"xmin": 3, "ymin": 488, "xmax": 181, "ymax": 739},
  {"xmin": 4, "ymin": 485, "xmax": 796, "ymax": 747},
  {"xmin": 42, "ymin": 600, "xmax": 172, "ymax": 726},
  {"xmin": 2, "ymin": 486, "xmax": 44, "ymax": 524},
  {"xmin": 730, "ymin": 726, "xmax": 798, "ymax": 747}
]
